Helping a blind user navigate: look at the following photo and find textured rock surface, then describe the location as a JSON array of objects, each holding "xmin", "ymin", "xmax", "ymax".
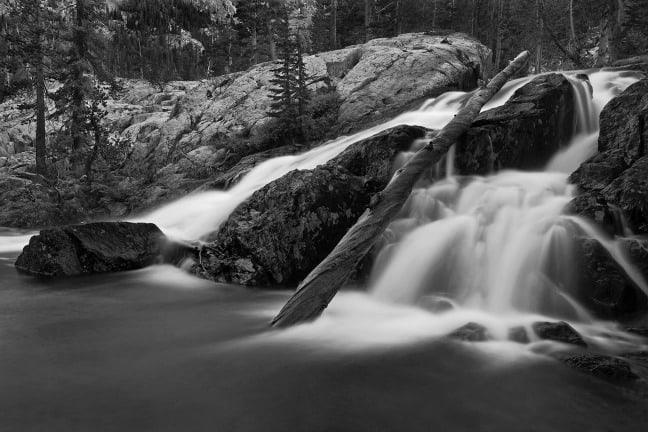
[
  {"xmin": 0, "ymin": 33, "xmax": 490, "ymax": 227},
  {"xmin": 569, "ymin": 78, "xmax": 648, "ymax": 235},
  {"xmin": 557, "ymin": 354, "xmax": 638, "ymax": 382},
  {"xmin": 456, "ymin": 73, "xmax": 575, "ymax": 174},
  {"xmin": 532, "ymin": 321, "xmax": 587, "ymax": 347},
  {"xmin": 448, "ymin": 322, "xmax": 491, "ymax": 342},
  {"xmin": 575, "ymin": 237, "xmax": 648, "ymax": 318},
  {"xmin": 194, "ymin": 126, "xmax": 428, "ymax": 286},
  {"xmin": 15, "ymin": 222, "xmax": 166, "ymax": 277}
]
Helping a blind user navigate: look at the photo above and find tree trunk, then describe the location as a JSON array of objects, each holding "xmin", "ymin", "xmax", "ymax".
[
  {"xmin": 535, "ymin": 0, "xmax": 542, "ymax": 73},
  {"xmin": 268, "ymin": 20, "xmax": 277, "ymax": 61},
  {"xmin": 598, "ymin": 0, "xmax": 626, "ymax": 65},
  {"xmin": 330, "ymin": 0, "xmax": 338, "ymax": 49},
  {"xmin": 364, "ymin": 0, "xmax": 373, "ymax": 42},
  {"xmin": 34, "ymin": 60, "xmax": 47, "ymax": 177},
  {"xmin": 271, "ymin": 50, "xmax": 531, "ymax": 328},
  {"xmin": 432, "ymin": 0, "xmax": 438, "ymax": 31},
  {"xmin": 494, "ymin": 0, "xmax": 505, "ymax": 71}
]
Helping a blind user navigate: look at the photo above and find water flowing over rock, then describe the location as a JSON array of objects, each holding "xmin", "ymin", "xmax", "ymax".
[
  {"xmin": 532, "ymin": 321, "xmax": 587, "ymax": 347},
  {"xmin": 569, "ymin": 78, "xmax": 648, "ymax": 318},
  {"xmin": 15, "ymin": 222, "xmax": 166, "ymax": 277},
  {"xmin": 448, "ymin": 322, "xmax": 491, "ymax": 342},
  {"xmin": 193, "ymin": 126, "xmax": 428, "ymax": 286},
  {"xmin": 569, "ymin": 78, "xmax": 648, "ymax": 235},
  {"xmin": 456, "ymin": 73, "xmax": 576, "ymax": 174}
]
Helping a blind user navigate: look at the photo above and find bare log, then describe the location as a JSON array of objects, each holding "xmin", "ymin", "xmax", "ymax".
[{"xmin": 272, "ymin": 51, "xmax": 531, "ymax": 328}]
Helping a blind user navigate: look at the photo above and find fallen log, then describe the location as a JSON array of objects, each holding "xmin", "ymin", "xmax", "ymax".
[{"xmin": 271, "ymin": 51, "xmax": 531, "ymax": 328}]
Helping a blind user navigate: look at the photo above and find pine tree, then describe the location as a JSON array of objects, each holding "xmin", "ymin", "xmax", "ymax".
[{"xmin": 268, "ymin": 6, "xmax": 311, "ymax": 144}]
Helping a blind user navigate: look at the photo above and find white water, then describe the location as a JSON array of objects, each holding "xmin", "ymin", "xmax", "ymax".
[{"xmin": 1, "ymin": 69, "xmax": 646, "ymax": 352}]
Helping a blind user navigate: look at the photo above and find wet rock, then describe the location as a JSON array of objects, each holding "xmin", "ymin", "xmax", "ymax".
[
  {"xmin": 194, "ymin": 126, "xmax": 428, "ymax": 286},
  {"xmin": 575, "ymin": 237, "xmax": 648, "ymax": 318},
  {"xmin": 532, "ymin": 321, "xmax": 587, "ymax": 347},
  {"xmin": 558, "ymin": 354, "xmax": 638, "ymax": 382},
  {"xmin": 15, "ymin": 222, "xmax": 166, "ymax": 277},
  {"xmin": 569, "ymin": 78, "xmax": 648, "ymax": 235},
  {"xmin": 456, "ymin": 73, "xmax": 576, "ymax": 175},
  {"xmin": 508, "ymin": 326, "xmax": 530, "ymax": 344},
  {"xmin": 448, "ymin": 322, "xmax": 491, "ymax": 342}
]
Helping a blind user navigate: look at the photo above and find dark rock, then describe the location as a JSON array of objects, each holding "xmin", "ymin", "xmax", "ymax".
[
  {"xmin": 194, "ymin": 126, "xmax": 428, "ymax": 286},
  {"xmin": 532, "ymin": 321, "xmax": 587, "ymax": 347},
  {"xmin": 15, "ymin": 222, "xmax": 166, "ymax": 277},
  {"xmin": 575, "ymin": 237, "xmax": 648, "ymax": 318},
  {"xmin": 569, "ymin": 78, "xmax": 648, "ymax": 235},
  {"xmin": 508, "ymin": 326, "xmax": 530, "ymax": 344},
  {"xmin": 558, "ymin": 354, "xmax": 638, "ymax": 381},
  {"xmin": 448, "ymin": 322, "xmax": 491, "ymax": 342},
  {"xmin": 456, "ymin": 73, "xmax": 576, "ymax": 175}
]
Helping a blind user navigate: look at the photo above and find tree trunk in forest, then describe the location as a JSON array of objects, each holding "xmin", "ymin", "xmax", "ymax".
[
  {"xmin": 268, "ymin": 20, "xmax": 277, "ymax": 61},
  {"xmin": 535, "ymin": 0, "xmax": 542, "ymax": 73},
  {"xmin": 330, "ymin": 0, "xmax": 338, "ymax": 49},
  {"xmin": 271, "ymin": 50, "xmax": 531, "ymax": 328},
  {"xmin": 250, "ymin": 10, "xmax": 258, "ymax": 65},
  {"xmin": 364, "ymin": 0, "xmax": 372, "ymax": 42},
  {"xmin": 34, "ymin": 61, "xmax": 47, "ymax": 177},
  {"xmin": 471, "ymin": 0, "xmax": 479, "ymax": 36},
  {"xmin": 494, "ymin": 0, "xmax": 505, "ymax": 70},
  {"xmin": 432, "ymin": 0, "xmax": 438, "ymax": 31},
  {"xmin": 598, "ymin": 0, "xmax": 626, "ymax": 66}
]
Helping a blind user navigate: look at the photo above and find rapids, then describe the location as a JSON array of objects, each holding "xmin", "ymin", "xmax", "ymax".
[{"xmin": 1, "ymin": 69, "xmax": 648, "ymax": 431}]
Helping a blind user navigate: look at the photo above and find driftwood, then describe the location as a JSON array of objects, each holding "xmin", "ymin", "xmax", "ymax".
[{"xmin": 271, "ymin": 51, "xmax": 531, "ymax": 328}]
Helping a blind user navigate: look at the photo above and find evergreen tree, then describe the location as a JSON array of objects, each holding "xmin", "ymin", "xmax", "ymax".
[{"xmin": 268, "ymin": 6, "xmax": 310, "ymax": 144}]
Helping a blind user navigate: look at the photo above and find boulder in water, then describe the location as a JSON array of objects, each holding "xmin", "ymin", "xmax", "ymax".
[
  {"xmin": 456, "ymin": 73, "xmax": 576, "ymax": 175},
  {"xmin": 448, "ymin": 322, "xmax": 491, "ymax": 342},
  {"xmin": 508, "ymin": 326, "xmax": 530, "ymax": 344},
  {"xmin": 194, "ymin": 126, "xmax": 429, "ymax": 286},
  {"xmin": 15, "ymin": 222, "xmax": 166, "ymax": 277},
  {"xmin": 557, "ymin": 354, "xmax": 638, "ymax": 382},
  {"xmin": 532, "ymin": 321, "xmax": 587, "ymax": 347}
]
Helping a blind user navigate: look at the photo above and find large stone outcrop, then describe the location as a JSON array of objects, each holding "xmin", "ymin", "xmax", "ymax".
[
  {"xmin": 456, "ymin": 73, "xmax": 575, "ymax": 174},
  {"xmin": 0, "ymin": 33, "xmax": 490, "ymax": 227},
  {"xmin": 575, "ymin": 237, "xmax": 648, "ymax": 318},
  {"xmin": 569, "ymin": 78, "xmax": 648, "ymax": 319},
  {"xmin": 15, "ymin": 222, "xmax": 167, "ymax": 277},
  {"xmin": 193, "ymin": 126, "xmax": 428, "ymax": 286},
  {"xmin": 569, "ymin": 78, "xmax": 648, "ymax": 235}
]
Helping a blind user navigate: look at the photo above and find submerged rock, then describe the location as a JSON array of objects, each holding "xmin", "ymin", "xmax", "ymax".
[
  {"xmin": 532, "ymin": 321, "xmax": 587, "ymax": 347},
  {"xmin": 557, "ymin": 354, "xmax": 638, "ymax": 382},
  {"xmin": 194, "ymin": 126, "xmax": 428, "ymax": 286},
  {"xmin": 15, "ymin": 222, "xmax": 166, "ymax": 277},
  {"xmin": 448, "ymin": 322, "xmax": 491, "ymax": 342},
  {"xmin": 456, "ymin": 73, "xmax": 576, "ymax": 175},
  {"xmin": 508, "ymin": 326, "xmax": 530, "ymax": 344}
]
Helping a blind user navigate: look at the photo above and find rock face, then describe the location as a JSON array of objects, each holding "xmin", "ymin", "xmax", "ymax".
[
  {"xmin": 568, "ymin": 78, "xmax": 648, "ymax": 318},
  {"xmin": 194, "ymin": 126, "xmax": 428, "ymax": 286},
  {"xmin": 456, "ymin": 73, "xmax": 575, "ymax": 174},
  {"xmin": 15, "ymin": 222, "xmax": 166, "ymax": 277},
  {"xmin": 569, "ymin": 78, "xmax": 648, "ymax": 235},
  {"xmin": 532, "ymin": 321, "xmax": 587, "ymax": 347},
  {"xmin": 575, "ymin": 237, "xmax": 648, "ymax": 318},
  {"xmin": 0, "ymin": 33, "xmax": 490, "ymax": 227}
]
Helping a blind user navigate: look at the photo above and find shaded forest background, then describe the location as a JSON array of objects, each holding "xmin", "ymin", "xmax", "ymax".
[{"xmin": 2, "ymin": 0, "xmax": 648, "ymax": 95}]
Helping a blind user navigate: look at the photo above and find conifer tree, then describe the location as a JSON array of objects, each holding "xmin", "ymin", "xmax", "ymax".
[{"xmin": 268, "ymin": 5, "xmax": 311, "ymax": 144}]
